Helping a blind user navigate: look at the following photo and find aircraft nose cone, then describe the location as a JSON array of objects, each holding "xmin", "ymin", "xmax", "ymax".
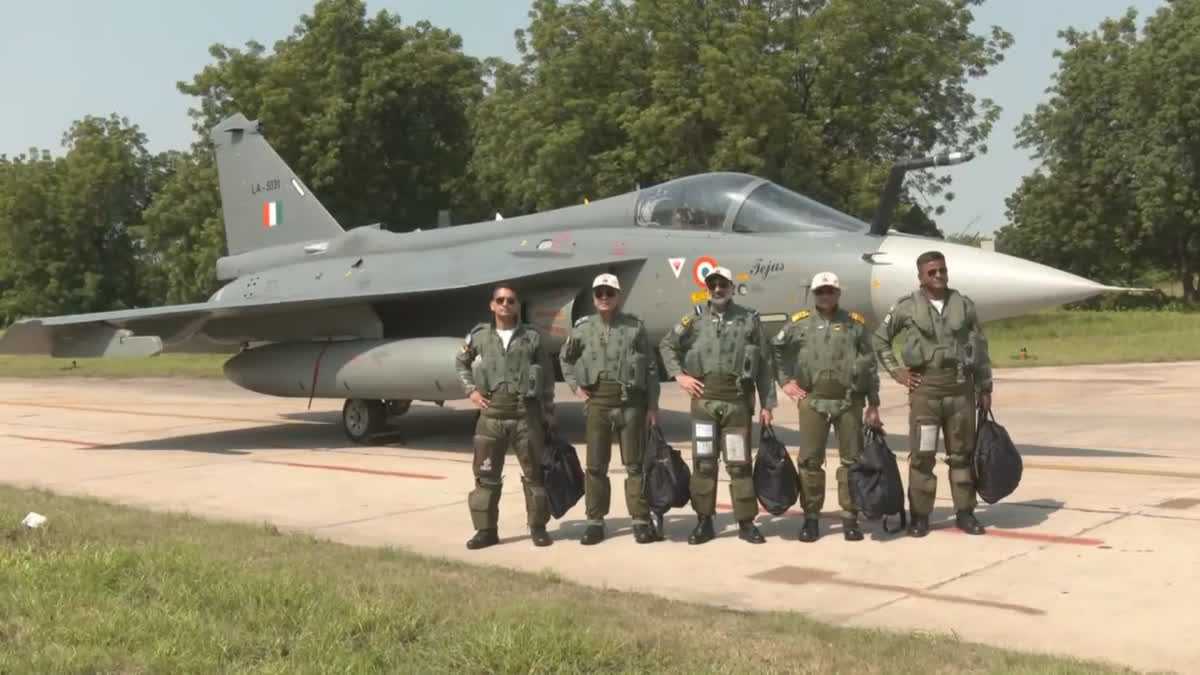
[{"xmin": 868, "ymin": 235, "xmax": 1114, "ymax": 323}]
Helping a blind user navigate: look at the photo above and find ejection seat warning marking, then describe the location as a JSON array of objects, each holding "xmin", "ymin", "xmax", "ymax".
[{"xmin": 668, "ymin": 257, "xmax": 685, "ymax": 278}]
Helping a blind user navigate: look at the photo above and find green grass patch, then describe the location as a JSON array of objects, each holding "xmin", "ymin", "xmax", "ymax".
[
  {"xmin": 0, "ymin": 485, "xmax": 1130, "ymax": 674},
  {"xmin": 984, "ymin": 309, "xmax": 1200, "ymax": 368},
  {"xmin": 0, "ymin": 353, "xmax": 227, "ymax": 378}
]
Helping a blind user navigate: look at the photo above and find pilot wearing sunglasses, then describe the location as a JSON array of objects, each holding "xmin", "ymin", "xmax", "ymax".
[
  {"xmin": 559, "ymin": 273, "xmax": 661, "ymax": 545},
  {"xmin": 872, "ymin": 250, "xmax": 994, "ymax": 538},
  {"xmin": 659, "ymin": 266, "xmax": 777, "ymax": 545}
]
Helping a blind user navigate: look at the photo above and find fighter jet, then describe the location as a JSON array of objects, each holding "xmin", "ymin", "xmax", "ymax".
[{"xmin": 0, "ymin": 113, "xmax": 1132, "ymax": 442}]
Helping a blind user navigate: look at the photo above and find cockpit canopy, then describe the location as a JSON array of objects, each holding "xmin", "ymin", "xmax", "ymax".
[{"xmin": 634, "ymin": 172, "xmax": 868, "ymax": 234}]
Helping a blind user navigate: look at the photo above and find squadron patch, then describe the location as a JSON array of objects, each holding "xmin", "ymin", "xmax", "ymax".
[
  {"xmin": 850, "ymin": 311, "xmax": 865, "ymax": 324},
  {"xmin": 791, "ymin": 310, "xmax": 810, "ymax": 322}
]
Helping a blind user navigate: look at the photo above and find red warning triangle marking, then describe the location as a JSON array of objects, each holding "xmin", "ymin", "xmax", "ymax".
[{"xmin": 668, "ymin": 257, "xmax": 685, "ymax": 278}]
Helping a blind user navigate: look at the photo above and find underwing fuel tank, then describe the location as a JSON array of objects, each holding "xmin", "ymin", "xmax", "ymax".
[{"xmin": 223, "ymin": 338, "xmax": 464, "ymax": 401}]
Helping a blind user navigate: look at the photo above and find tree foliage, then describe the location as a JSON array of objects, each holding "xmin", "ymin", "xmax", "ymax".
[
  {"xmin": 999, "ymin": 1, "xmax": 1200, "ymax": 300},
  {"xmin": 469, "ymin": 0, "xmax": 1012, "ymax": 233},
  {"xmin": 0, "ymin": 0, "xmax": 1020, "ymax": 321},
  {"xmin": 0, "ymin": 115, "xmax": 154, "ymax": 321}
]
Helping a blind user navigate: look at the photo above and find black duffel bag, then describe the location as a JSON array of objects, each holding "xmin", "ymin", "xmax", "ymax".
[
  {"xmin": 753, "ymin": 425, "xmax": 799, "ymax": 516},
  {"xmin": 642, "ymin": 424, "xmax": 691, "ymax": 514},
  {"xmin": 848, "ymin": 427, "xmax": 906, "ymax": 532},
  {"xmin": 974, "ymin": 409, "xmax": 1022, "ymax": 504},
  {"xmin": 542, "ymin": 430, "xmax": 585, "ymax": 519}
]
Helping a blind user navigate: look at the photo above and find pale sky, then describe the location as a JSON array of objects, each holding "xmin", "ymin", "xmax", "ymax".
[{"xmin": 0, "ymin": 0, "xmax": 1166, "ymax": 234}]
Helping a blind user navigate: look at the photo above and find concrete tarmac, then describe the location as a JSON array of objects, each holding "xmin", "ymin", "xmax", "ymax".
[{"xmin": 2, "ymin": 362, "xmax": 1199, "ymax": 673}]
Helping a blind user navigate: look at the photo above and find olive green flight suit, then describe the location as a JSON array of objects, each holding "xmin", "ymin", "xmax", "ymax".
[
  {"xmin": 772, "ymin": 308, "xmax": 880, "ymax": 518},
  {"xmin": 659, "ymin": 302, "xmax": 777, "ymax": 522},
  {"xmin": 872, "ymin": 289, "xmax": 993, "ymax": 516},
  {"xmin": 560, "ymin": 312, "xmax": 660, "ymax": 526},
  {"xmin": 455, "ymin": 322, "xmax": 557, "ymax": 531}
]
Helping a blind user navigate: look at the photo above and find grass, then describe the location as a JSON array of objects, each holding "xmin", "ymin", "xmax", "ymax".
[
  {"xmin": 984, "ymin": 309, "xmax": 1200, "ymax": 368},
  {"xmin": 0, "ymin": 352, "xmax": 227, "ymax": 378},
  {"xmin": 0, "ymin": 485, "xmax": 1131, "ymax": 674},
  {"xmin": 2, "ymin": 309, "xmax": 1199, "ymax": 379}
]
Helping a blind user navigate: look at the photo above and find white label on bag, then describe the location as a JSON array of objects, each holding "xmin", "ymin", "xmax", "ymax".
[{"xmin": 919, "ymin": 424, "xmax": 940, "ymax": 454}]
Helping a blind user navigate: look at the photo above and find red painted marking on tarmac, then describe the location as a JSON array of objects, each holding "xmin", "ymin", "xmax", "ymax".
[
  {"xmin": 717, "ymin": 503, "xmax": 1104, "ymax": 547},
  {"xmin": 254, "ymin": 459, "xmax": 446, "ymax": 480},
  {"xmin": 6, "ymin": 434, "xmax": 104, "ymax": 449}
]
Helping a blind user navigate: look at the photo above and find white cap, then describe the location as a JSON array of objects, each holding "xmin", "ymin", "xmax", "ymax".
[
  {"xmin": 704, "ymin": 266, "xmax": 733, "ymax": 283},
  {"xmin": 810, "ymin": 272, "xmax": 840, "ymax": 290},
  {"xmin": 592, "ymin": 273, "xmax": 621, "ymax": 290}
]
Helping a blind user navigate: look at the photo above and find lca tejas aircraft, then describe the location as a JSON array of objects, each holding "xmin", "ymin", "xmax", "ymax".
[{"xmin": 0, "ymin": 113, "xmax": 1135, "ymax": 442}]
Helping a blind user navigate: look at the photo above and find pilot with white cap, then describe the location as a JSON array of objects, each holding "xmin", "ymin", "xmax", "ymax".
[
  {"xmin": 772, "ymin": 271, "xmax": 882, "ymax": 543},
  {"xmin": 560, "ymin": 273, "xmax": 661, "ymax": 545},
  {"xmin": 659, "ymin": 265, "xmax": 777, "ymax": 545}
]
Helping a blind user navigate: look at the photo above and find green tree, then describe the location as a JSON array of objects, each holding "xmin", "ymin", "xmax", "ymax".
[
  {"xmin": 136, "ymin": 151, "xmax": 225, "ymax": 305},
  {"xmin": 177, "ymin": 0, "xmax": 484, "ymax": 231},
  {"xmin": 996, "ymin": 13, "xmax": 1145, "ymax": 286},
  {"xmin": 999, "ymin": 3, "xmax": 1200, "ymax": 300},
  {"xmin": 470, "ymin": 0, "xmax": 1012, "ymax": 232},
  {"xmin": 1124, "ymin": 0, "xmax": 1200, "ymax": 302},
  {"xmin": 0, "ymin": 115, "xmax": 152, "ymax": 320}
]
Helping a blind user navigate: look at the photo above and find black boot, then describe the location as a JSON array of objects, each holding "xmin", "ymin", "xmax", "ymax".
[
  {"xmin": 842, "ymin": 517, "xmax": 863, "ymax": 542},
  {"xmin": 798, "ymin": 516, "xmax": 820, "ymax": 542},
  {"xmin": 581, "ymin": 523, "xmax": 605, "ymax": 545},
  {"xmin": 650, "ymin": 513, "xmax": 666, "ymax": 541},
  {"xmin": 956, "ymin": 510, "xmax": 985, "ymax": 535},
  {"xmin": 530, "ymin": 526, "xmax": 553, "ymax": 547},
  {"xmin": 632, "ymin": 523, "xmax": 656, "ymax": 544},
  {"xmin": 738, "ymin": 519, "xmax": 765, "ymax": 544},
  {"xmin": 466, "ymin": 529, "xmax": 498, "ymax": 550},
  {"xmin": 688, "ymin": 516, "xmax": 715, "ymax": 545},
  {"xmin": 908, "ymin": 513, "xmax": 930, "ymax": 538}
]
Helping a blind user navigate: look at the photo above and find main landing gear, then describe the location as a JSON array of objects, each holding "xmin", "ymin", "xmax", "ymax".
[{"xmin": 341, "ymin": 398, "xmax": 412, "ymax": 444}]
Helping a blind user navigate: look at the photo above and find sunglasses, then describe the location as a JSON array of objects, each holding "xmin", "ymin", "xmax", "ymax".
[
  {"xmin": 492, "ymin": 296, "xmax": 518, "ymax": 305},
  {"xmin": 926, "ymin": 267, "xmax": 948, "ymax": 277},
  {"xmin": 813, "ymin": 287, "xmax": 838, "ymax": 295},
  {"xmin": 706, "ymin": 279, "xmax": 732, "ymax": 290},
  {"xmin": 594, "ymin": 288, "xmax": 618, "ymax": 298}
]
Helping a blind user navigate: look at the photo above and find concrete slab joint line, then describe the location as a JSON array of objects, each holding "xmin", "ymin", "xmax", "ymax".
[{"xmin": 750, "ymin": 566, "xmax": 1044, "ymax": 616}]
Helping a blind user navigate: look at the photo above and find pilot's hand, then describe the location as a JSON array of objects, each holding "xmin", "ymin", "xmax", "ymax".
[
  {"xmin": 646, "ymin": 409, "xmax": 658, "ymax": 428},
  {"xmin": 894, "ymin": 368, "xmax": 921, "ymax": 391},
  {"xmin": 759, "ymin": 408, "xmax": 773, "ymax": 426},
  {"xmin": 864, "ymin": 405, "xmax": 883, "ymax": 430},
  {"xmin": 782, "ymin": 381, "xmax": 807, "ymax": 401},
  {"xmin": 469, "ymin": 391, "xmax": 490, "ymax": 409},
  {"xmin": 578, "ymin": 387, "xmax": 591, "ymax": 400},
  {"xmin": 977, "ymin": 392, "xmax": 992, "ymax": 412},
  {"xmin": 676, "ymin": 374, "xmax": 705, "ymax": 398}
]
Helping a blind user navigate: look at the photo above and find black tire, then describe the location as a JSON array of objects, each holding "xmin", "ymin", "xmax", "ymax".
[{"xmin": 342, "ymin": 398, "xmax": 386, "ymax": 444}]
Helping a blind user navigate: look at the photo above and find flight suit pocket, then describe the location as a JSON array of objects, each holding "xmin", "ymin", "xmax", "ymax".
[
  {"xmin": 525, "ymin": 364, "xmax": 543, "ymax": 399},
  {"xmin": 629, "ymin": 353, "xmax": 648, "ymax": 389},
  {"xmin": 741, "ymin": 344, "xmax": 760, "ymax": 380},
  {"xmin": 472, "ymin": 359, "xmax": 491, "ymax": 393},
  {"xmin": 901, "ymin": 333, "xmax": 927, "ymax": 368}
]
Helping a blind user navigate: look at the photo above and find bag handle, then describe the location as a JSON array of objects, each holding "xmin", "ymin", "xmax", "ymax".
[{"xmin": 761, "ymin": 423, "xmax": 778, "ymax": 442}]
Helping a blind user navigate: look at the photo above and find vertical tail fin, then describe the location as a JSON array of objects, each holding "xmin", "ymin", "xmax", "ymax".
[{"xmin": 210, "ymin": 113, "xmax": 343, "ymax": 255}]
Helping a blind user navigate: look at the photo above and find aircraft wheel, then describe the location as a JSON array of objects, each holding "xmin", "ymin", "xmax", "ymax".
[
  {"xmin": 385, "ymin": 399, "xmax": 412, "ymax": 417},
  {"xmin": 343, "ymin": 398, "xmax": 385, "ymax": 444}
]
